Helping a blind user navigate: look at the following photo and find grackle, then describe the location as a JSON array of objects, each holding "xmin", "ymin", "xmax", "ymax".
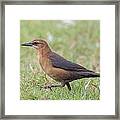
[{"xmin": 21, "ymin": 38, "xmax": 100, "ymax": 91}]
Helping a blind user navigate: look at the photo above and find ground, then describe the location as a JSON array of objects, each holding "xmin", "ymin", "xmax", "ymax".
[{"xmin": 20, "ymin": 20, "xmax": 100, "ymax": 100}]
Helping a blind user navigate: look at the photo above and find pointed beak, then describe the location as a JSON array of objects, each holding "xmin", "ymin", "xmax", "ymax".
[{"xmin": 21, "ymin": 42, "xmax": 33, "ymax": 47}]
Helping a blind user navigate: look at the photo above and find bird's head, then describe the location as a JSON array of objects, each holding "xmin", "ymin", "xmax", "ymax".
[{"xmin": 21, "ymin": 38, "xmax": 49, "ymax": 50}]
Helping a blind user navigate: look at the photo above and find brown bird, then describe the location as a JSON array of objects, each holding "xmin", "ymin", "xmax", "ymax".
[{"xmin": 21, "ymin": 38, "xmax": 100, "ymax": 91}]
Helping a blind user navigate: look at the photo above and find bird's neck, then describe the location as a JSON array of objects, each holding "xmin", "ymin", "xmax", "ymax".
[
  {"xmin": 38, "ymin": 45, "xmax": 51, "ymax": 58},
  {"xmin": 37, "ymin": 45, "xmax": 52, "ymax": 73}
]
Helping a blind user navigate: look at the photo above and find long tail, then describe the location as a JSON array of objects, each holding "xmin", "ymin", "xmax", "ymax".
[{"xmin": 82, "ymin": 71, "xmax": 100, "ymax": 78}]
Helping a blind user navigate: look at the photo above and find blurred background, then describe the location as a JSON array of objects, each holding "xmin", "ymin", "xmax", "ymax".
[{"xmin": 20, "ymin": 20, "xmax": 100, "ymax": 100}]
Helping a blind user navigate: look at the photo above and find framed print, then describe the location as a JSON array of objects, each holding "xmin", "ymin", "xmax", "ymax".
[{"xmin": 0, "ymin": 0, "xmax": 119, "ymax": 119}]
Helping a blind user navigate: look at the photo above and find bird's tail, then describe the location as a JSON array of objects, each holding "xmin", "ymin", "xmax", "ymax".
[
  {"xmin": 90, "ymin": 72, "xmax": 100, "ymax": 77},
  {"xmin": 81, "ymin": 71, "xmax": 100, "ymax": 78}
]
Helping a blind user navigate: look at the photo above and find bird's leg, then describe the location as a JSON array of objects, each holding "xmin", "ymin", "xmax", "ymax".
[
  {"xmin": 45, "ymin": 74, "xmax": 47, "ymax": 80},
  {"xmin": 65, "ymin": 82, "xmax": 71, "ymax": 91},
  {"xmin": 43, "ymin": 73, "xmax": 52, "ymax": 86},
  {"xmin": 41, "ymin": 74, "xmax": 53, "ymax": 90},
  {"xmin": 44, "ymin": 73, "xmax": 48, "ymax": 82},
  {"xmin": 48, "ymin": 82, "xmax": 71, "ymax": 91}
]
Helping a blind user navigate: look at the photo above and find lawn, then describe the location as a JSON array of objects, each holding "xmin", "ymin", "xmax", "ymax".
[{"xmin": 20, "ymin": 20, "xmax": 100, "ymax": 100}]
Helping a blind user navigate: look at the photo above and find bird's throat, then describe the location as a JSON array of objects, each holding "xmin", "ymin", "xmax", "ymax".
[
  {"xmin": 38, "ymin": 46, "xmax": 51, "ymax": 58},
  {"xmin": 37, "ymin": 46, "xmax": 51, "ymax": 72}
]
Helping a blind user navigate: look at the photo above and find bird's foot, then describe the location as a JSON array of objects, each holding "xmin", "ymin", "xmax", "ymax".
[
  {"xmin": 42, "ymin": 83, "xmax": 62, "ymax": 91},
  {"xmin": 43, "ymin": 84, "xmax": 53, "ymax": 91}
]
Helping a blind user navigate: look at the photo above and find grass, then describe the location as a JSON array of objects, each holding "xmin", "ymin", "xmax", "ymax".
[{"xmin": 20, "ymin": 20, "xmax": 100, "ymax": 100}]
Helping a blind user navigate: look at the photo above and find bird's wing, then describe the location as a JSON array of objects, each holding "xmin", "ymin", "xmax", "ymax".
[{"xmin": 49, "ymin": 52, "xmax": 89, "ymax": 72}]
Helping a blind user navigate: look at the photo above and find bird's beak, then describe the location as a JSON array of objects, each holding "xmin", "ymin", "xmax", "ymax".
[{"xmin": 21, "ymin": 42, "xmax": 33, "ymax": 47}]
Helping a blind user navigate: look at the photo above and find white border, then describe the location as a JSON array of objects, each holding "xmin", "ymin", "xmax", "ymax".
[{"xmin": 5, "ymin": 5, "xmax": 115, "ymax": 115}]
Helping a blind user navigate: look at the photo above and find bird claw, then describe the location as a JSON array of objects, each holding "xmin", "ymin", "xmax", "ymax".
[{"xmin": 43, "ymin": 84, "xmax": 53, "ymax": 91}]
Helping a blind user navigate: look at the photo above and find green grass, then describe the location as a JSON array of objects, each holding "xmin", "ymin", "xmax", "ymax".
[{"xmin": 20, "ymin": 20, "xmax": 100, "ymax": 100}]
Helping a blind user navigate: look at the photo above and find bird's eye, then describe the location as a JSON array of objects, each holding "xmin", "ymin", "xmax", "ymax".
[{"xmin": 33, "ymin": 42, "xmax": 39, "ymax": 45}]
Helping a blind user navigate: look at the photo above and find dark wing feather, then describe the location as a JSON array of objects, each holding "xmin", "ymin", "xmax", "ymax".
[{"xmin": 49, "ymin": 52, "xmax": 89, "ymax": 72}]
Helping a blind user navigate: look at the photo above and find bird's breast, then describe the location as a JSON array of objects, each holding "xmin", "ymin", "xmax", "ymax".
[{"xmin": 38, "ymin": 53, "xmax": 52, "ymax": 74}]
